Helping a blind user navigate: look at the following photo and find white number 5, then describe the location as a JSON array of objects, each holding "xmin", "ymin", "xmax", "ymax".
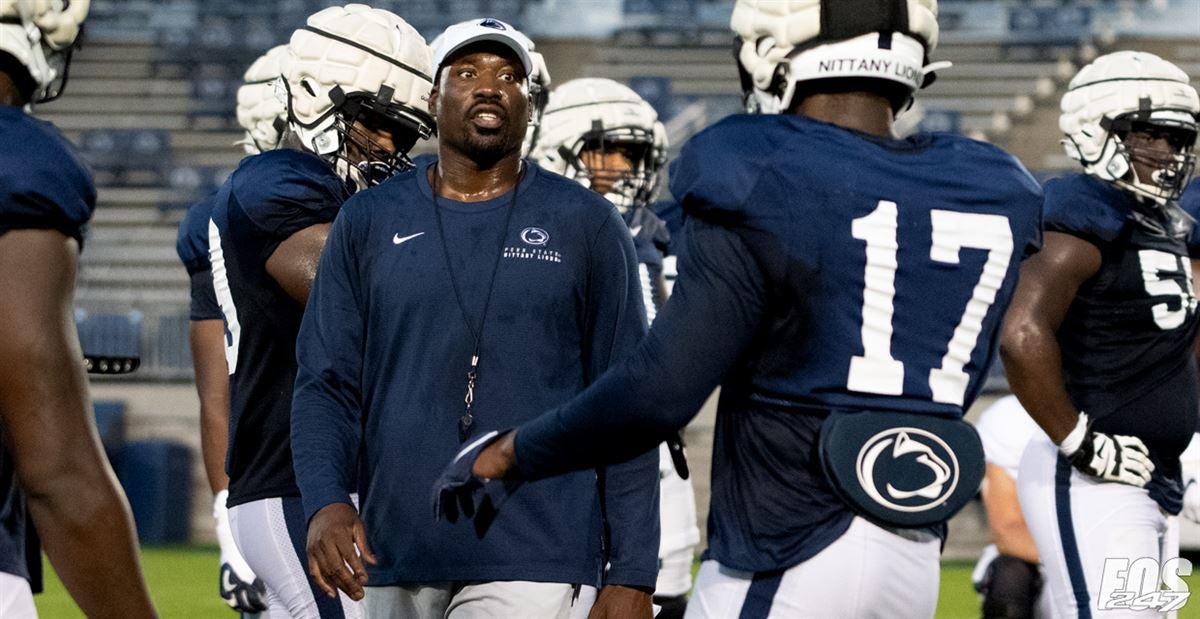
[{"xmin": 848, "ymin": 201, "xmax": 1014, "ymax": 406}]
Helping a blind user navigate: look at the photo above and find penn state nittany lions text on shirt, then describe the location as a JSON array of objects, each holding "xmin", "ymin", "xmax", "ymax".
[
  {"xmin": 291, "ymin": 159, "xmax": 660, "ymax": 588},
  {"xmin": 0, "ymin": 105, "xmax": 96, "ymax": 582},
  {"xmin": 208, "ymin": 148, "xmax": 349, "ymax": 508},
  {"xmin": 177, "ymin": 194, "xmax": 222, "ymax": 322},
  {"xmin": 1043, "ymin": 173, "xmax": 1200, "ymax": 513},
  {"xmin": 515, "ymin": 114, "xmax": 1044, "ymax": 573}
]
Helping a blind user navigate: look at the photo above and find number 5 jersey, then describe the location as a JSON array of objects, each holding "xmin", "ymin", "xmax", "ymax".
[{"xmin": 1044, "ymin": 173, "xmax": 1200, "ymax": 514}]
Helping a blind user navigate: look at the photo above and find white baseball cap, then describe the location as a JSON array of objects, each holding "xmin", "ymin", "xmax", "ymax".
[{"xmin": 430, "ymin": 18, "xmax": 534, "ymax": 77}]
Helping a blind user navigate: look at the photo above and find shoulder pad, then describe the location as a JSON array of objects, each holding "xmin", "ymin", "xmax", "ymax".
[
  {"xmin": 0, "ymin": 110, "xmax": 96, "ymax": 245},
  {"xmin": 228, "ymin": 149, "xmax": 349, "ymax": 233},
  {"xmin": 176, "ymin": 194, "xmax": 216, "ymax": 275},
  {"xmin": 1042, "ymin": 173, "xmax": 1129, "ymax": 245}
]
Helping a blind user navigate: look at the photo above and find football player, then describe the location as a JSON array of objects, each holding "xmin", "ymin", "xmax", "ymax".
[
  {"xmin": 1001, "ymin": 51, "xmax": 1200, "ymax": 616},
  {"xmin": 175, "ymin": 43, "xmax": 288, "ymax": 615},
  {"xmin": 208, "ymin": 5, "xmax": 434, "ymax": 618},
  {"xmin": 527, "ymin": 77, "xmax": 699, "ymax": 619},
  {"xmin": 970, "ymin": 395, "xmax": 1050, "ymax": 618},
  {"xmin": 434, "ymin": 0, "xmax": 1044, "ymax": 616},
  {"xmin": 0, "ymin": 0, "xmax": 157, "ymax": 616}
]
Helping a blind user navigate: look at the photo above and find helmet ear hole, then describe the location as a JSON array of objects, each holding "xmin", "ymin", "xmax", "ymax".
[{"xmin": 301, "ymin": 78, "xmax": 317, "ymax": 97}]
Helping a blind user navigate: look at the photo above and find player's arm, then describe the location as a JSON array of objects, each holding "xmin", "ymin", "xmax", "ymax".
[
  {"xmin": 290, "ymin": 213, "xmax": 374, "ymax": 601},
  {"xmin": 186, "ymin": 266, "xmax": 230, "ymax": 494},
  {"xmin": 1000, "ymin": 231, "xmax": 1099, "ymax": 443},
  {"xmin": 581, "ymin": 215, "xmax": 658, "ymax": 615},
  {"xmin": 265, "ymin": 222, "xmax": 332, "ymax": 305},
  {"xmin": 0, "ymin": 230, "xmax": 157, "ymax": 618},
  {"xmin": 981, "ymin": 464, "xmax": 1038, "ymax": 563},
  {"xmin": 1001, "ymin": 231, "xmax": 1153, "ymax": 486},
  {"xmin": 477, "ymin": 217, "xmax": 768, "ymax": 480}
]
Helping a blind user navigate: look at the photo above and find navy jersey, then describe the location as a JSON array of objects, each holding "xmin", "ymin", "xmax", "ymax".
[
  {"xmin": 0, "ymin": 106, "xmax": 95, "ymax": 581},
  {"xmin": 1184, "ymin": 179, "xmax": 1200, "ymax": 256},
  {"xmin": 292, "ymin": 160, "xmax": 660, "ymax": 587},
  {"xmin": 176, "ymin": 194, "xmax": 222, "ymax": 321},
  {"xmin": 209, "ymin": 149, "xmax": 348, "ymax": 507},
  {"xmin": 516, "ymin": 114, "xmax": 1044, "ymax": 572},
  {"xmin": 625, "ymin": 206, "xmax": 671, "ymax": 321},
  {"xmin": 1044, "ymin": 173, "xmax": 1199, "ymax": 512}
]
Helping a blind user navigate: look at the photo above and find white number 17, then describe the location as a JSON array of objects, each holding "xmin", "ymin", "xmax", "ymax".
[{"xmin": 847, "ymin": 200, "xmax": 1014, "ymax": 406}]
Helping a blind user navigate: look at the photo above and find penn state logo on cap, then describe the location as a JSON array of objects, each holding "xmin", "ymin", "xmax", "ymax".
[
  {"xmin": 820, "ymin": 411, "xmax": 984, "ymax": 528},
  {"xmin": 521, "ymin": 227, "xmax": 549, "ymax": 246},
  {"xmin": 479, "ymin": 18, "xmax": 506, "ymax": 30}
]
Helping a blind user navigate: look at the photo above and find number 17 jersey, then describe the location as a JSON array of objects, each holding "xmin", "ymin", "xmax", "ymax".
[{"xmin": 674, "ymin": 114, "xmax": 1044, "ymax": 418}]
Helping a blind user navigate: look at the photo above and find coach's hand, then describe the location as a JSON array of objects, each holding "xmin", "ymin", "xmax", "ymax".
[
  {"xmin": 589, "ymin": 585, "xmax": 653, "ymax": 619},
  {"xmin": 1059, "ymin": 413, "xmax": 1154, "ymax": 487},
  {"xmin": 306, "ymin": 502, "xmax": 376, "ymax": 602}
]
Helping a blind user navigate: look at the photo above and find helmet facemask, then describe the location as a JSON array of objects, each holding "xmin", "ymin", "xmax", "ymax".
[
  {"xmin": 565, "ymin": 125, "xmax": 661, "ymax": 214},
  {"xmin": 1105, "ymin": 115, "xmax": 1198, "ymax": 205},
  {"xmin": 286, "ymin": 80, "xmax": 430, "ymax": 193}
]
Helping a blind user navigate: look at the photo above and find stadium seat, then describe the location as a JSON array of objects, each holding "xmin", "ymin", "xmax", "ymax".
[
  {"xmin": 78, "ymin": 128, "xmax": 174, "ymax": 186},
  {"xmin": 93, "ymin": 400, "xmax": 127, "ymax": 456},
  {"xmin": 114, "ymin": 441, "xmax": 193, "ymax": 544},
  {"xmin": 75, "ymin": 309, "xmax": 143, "ymax": 362}
]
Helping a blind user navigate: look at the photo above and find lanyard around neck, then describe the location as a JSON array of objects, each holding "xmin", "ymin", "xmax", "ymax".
[{"xmin": 430, "ymin": 165, "xmax": 521, "ymax": 442}]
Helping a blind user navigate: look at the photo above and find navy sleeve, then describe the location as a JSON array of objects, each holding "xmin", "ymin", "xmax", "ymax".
[
  {"xmin": 176, "ymin": 196, "xmax": 214, "ymax": 275},
  {"xmin": 291, "ymin": 204, "xmax": 365, "ymax": 522},
  {"xmin": 189, "ymin": 269, "xmax": 223, "ymax": 321},
  {"xmin": 229, "ymin": 150, "xmax": 347, "ymax": 268},
  {"xmin": 516, "ymin": 217, "xmax": 767, "ymax": 480},
  {"xmin": 1181, "ymin": 180, "xmax": 1200, "ymax": 257},
  {"xmin": 0, "ymin": 114, "xmax": 96, "ymax": 247},
  {"xmin": 1042, "ymin": 175, "xmax": 1125, "ymax": 247},
  {"xmin": 582, "ymin": 209, "xmax": 661, "ymax": 588}
]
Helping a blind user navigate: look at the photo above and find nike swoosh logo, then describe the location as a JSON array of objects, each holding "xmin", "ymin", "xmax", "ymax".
[
  {"xmin": 631, "ymin": 226, "xmax": 642, "ymax": 237},
  {"xmin": 393, "ymin": 232, "xmax": 425, "ymax": 245}
]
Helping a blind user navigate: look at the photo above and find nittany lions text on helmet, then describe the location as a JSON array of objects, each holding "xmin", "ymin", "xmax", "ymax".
[
  {"xmin": 283, "ymin": 3, "xmax": 435, "ymax": 191},
  {"xmin": 730, "ymin": 0, "xmax": 945, "ymax": 114},
  {"xmin": 527, "ymin": 78, "xmax": 667, "ymax": 214},
  {"xmin": 1060, "ymin": 51, "xmax": 1200, "ymax": 204},
  {"xmin": 236, "ymin": 44, "xmax": 289, "ymax": 155},
  {"xmin": 0, "ymin": 0, "xmax": 89, "ymax": 103}
]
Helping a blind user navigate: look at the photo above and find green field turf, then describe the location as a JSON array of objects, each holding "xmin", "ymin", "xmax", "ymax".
[{"xmin": 32, "ymin": 550, "xmax": 1200, "ymax": 618}]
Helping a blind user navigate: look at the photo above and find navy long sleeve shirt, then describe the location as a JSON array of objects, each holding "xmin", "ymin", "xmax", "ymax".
[{"xmin": 291, "ymin": 159, "xmax": 659, "ymax": 587}]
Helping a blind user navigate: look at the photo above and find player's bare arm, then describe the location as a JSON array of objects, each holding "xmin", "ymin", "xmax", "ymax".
[
  {"xmin": 0, "ymin": 230, "xmax": 157, "ymax": 618},
  {"xmin": 1000, "ymin": 231, "xmax": 1101, "ymax": 443},
  {"xmin": 189, "ymin": 319, "xmax": 230, "ymax": 493},
  {"xmin": 980, "ymin": 464, "xmax": 1038, "ymax": 564},
  {"xmin": 266, "ymin": 222, "xmax": 332, "ymax": 305}
]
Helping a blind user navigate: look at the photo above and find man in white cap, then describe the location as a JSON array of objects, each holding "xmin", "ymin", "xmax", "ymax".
[{"xmin": 293, "ymin": 17, "xmax": 659, "ymax": 619}]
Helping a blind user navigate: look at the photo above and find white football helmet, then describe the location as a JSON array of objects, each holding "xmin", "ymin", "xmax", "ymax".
[
  {"xmin": 0, "ymin": 0, "xmax": 88, "ymax": 103},
  {"xmin": 236, "ymin": 45, "xmax": 289, "ymax": 155},
  {"xmin": 528, "ymin": 78, "xmax": 666, "ymax": 214},
  {"xmin": 1060, "ymin": 51, "xmax": 1199, "ymax": 204},
  {"xmin": 730, "ymin": 0, "xmax": 944, "ymax": 115},
  {"xmin": 283, "ymin": 4, "xmax": 435, "ymax": 192}
]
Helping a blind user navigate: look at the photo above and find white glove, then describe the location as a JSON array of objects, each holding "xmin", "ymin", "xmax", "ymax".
[
  {"xmin": 1059, "ymin": 413, "xmax": 1154, "ymax": 487},
  {"xmin": 1180, "ymin": 433, "xmax": 1200, "ymax": 523},
  {"xmin": 214, "ymin": 490, "xmax": 268, "ymax": 612}
]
